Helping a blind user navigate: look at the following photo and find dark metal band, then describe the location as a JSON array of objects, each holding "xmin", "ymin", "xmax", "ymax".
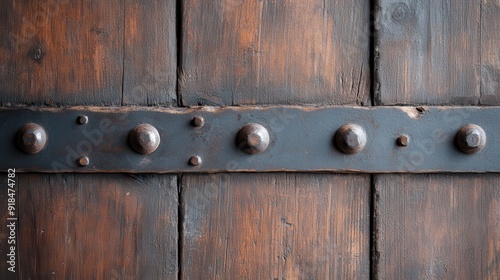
[{"xmin": 1, "ymin": 106, "xmax": 499, "ymax": 173}]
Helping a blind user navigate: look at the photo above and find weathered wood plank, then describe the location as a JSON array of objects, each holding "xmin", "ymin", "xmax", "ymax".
[
  {"xmin": 480, "ymin": 0, "xmax": 500, "ymax": 105},
  {"xmin": 375, "ymin": 2, "xmax": 500, "ymax": 278},
  {"xmin": 0, "ymin": 0, "xmax": 124, "ymax": 106},
  {"xmin": 0, "ymin": 1, "xmax": 181, "ymax": 278},
  {"xmin": 180, "ymin": 0, "xmax": 370, "ymax": 106},
  {"xmin": 374, "ymin": 174, "xmax": 500, "ymax": 279},
  {"xmin": 17, "ymin": 174, "xmax": 178, "ymax": 279},
  {"xmin": 376, "ymin": 0, "xmax": 480, "ymax": 105},
  {"xmin": 179, "ymin": 2, "xmax": 372, "ymax": 278},
  {"xmin": 181, "ymin": 173, "xmax": 370, "ymax": 279},
  {"xmin": 123, "ymin": 0, "xmax": 177, "ymax": 106}
]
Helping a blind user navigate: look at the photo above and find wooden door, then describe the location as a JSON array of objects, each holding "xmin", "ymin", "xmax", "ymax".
[{"xmin": 0, "ymin": 1, "xmax": 498, "ymax": 279}]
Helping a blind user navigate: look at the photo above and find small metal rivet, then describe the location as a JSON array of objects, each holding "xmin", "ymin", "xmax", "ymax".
[
  {"xmin": 77, "ymin": 115, "xmax": 89, "ymax": 125},
  {"xmin": 397, "ymin": 135, "xmax": 409, "ymax": 147},
  {"xmin": 78, "ymin": 157, "xmax": 90, "ymax": 166},
  {"xmin": 335, "ymin": 124, "xmax": 367, "ymax": 154},
  {"xmin": 456, "ymin": 124, "xmax": 486, "ymax": 154},
  {"xmin": 237, "ymin": 123, "xmax": 270, "ymax": 154},
  {"xmin": 192, "ymin": 116, "xmax": 205, "ymax": 128},
  {"xmin": 16, "ymin": 123, "xmax": 47, "ymax": 154},
  {"xmin": 129, "ymin": 124, "xmax": 161, "ymax": 154},
  {"xmin": 189, "ymin": 156, "xmax": 202, "ymax": 166}
]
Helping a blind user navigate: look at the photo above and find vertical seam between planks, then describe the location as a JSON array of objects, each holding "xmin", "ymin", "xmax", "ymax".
[
  {"xmin": 369, "ymin": 0, "xmax": 380, "ymax": 278},
  {"xmin": 369, "ymin": 174, "xmax": 379, "ymax": 280},
  {"xmin": 177, "ymin": 174, "xmax": 184, "ymax": 280},
  {"xmin": 370, "ymin": 0, "xmax": 380, "ymax": 106},
  {"xmin": 479, "ymin": 0, "xmax": 483, "ymax": 104}
]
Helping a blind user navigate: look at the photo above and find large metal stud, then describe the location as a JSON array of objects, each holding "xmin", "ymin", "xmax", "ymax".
[
  {"xmin": 237, "ymin": 123, "xmax": 270, "ymax": 154},
  {"xmin": 335, "ymin": 124, "xmax": 367, "ymax": 154},
  {"xmin": 129, "ymin": 124, "xmax": 161, "ymax": 154},
  {"xmin": 456, "ymin": 124, "xmax": 486, "ymax": 154},
  {"xmin": 17, "ymin": 123, "xmax": 47, "ymax": 154}
]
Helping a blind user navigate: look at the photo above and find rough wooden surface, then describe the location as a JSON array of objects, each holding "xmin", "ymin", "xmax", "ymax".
[
  {"xmin": 0, "ymin": 0, "xmax": 177, "ymax": 106},
  {"xmin": 0, "ymin": 0, "xmax": 123, "ymax": 106},
  {"xmin": 376, "ymin": 0, "xmax": 481, "ymax": 105},
  {"xmin": 179, "ymin": 3, "xmax": 372, "ymax": 278},
  {"xmin": 181, "ymin": 174, "xmax": 370, "ymax": 279},
  {"xmin": 123, "ymin": 0, "xmax": 177, "ymax": 106},
  {"xmin": 480, "ymin": 0, "xmax": 500, "ymax": 105},
  {"xmin": 375, "ymin": 1, "xmax": 500, "ymax": 278},
  {"xmin": 180, "ymin": 0, "xmax": 370, "ymax": 106},
  {"xmin": 374, "ymin": 174, "xmax": 500, "ymax": 279},
  {"xmin": 17, "ymin": 174, "xmax": 178, "ymax": 279},
  {"xmin": 0, "ymin": 2, "xmax": 179, "ymax": 277}
]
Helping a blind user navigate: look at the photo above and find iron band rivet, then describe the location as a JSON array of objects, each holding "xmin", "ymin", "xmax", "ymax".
[
  {"xmin": 77, "ymin": 115, "xmax": 89, "ymax": 125},
  {"xmin": 335, "ymin": 124, "xmax": 367, "ymax": 154},
  {"xmin": 456, "ymin": 124, "xmax": 486, "ymax": 154},
  {"xmin": 192, "ymin": 116, "xmax": 205, "ymax": 128},
  {"xmin": 16, "ymin": 123, "xmax": 47, "ymax": 154},
  {"xmin": 78, "ymin": 156, "xmax": 90, "ymax": 166},
  {"xmin": 397, "ymin": 135, "xmax": 410, "ymax": 147},
  {"xmin": 129, "ymin": 124, "xmax": 161, "ymax": 154},
  {"xmin": 189, "ymin": 155, "xmax": 202, "ymax": 166},
  {"xmin": 237, "ymin": 123, "xmax": 270, "ymax": 154}
]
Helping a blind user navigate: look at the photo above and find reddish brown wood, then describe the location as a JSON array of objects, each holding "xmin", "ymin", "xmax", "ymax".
[
  {"xmin": 180, "ymin": 0, "xmax": 370, "ymax": 106},
  {"xmin": 123, "ymin": 0, "xmax": 177, "ymax": 106},
  {"xmin": 0, "ymin": 2, "xmax": 179, "ymax": 278},
  {"xmin": 0, "ymin": 0, "xmax": 124, "ymax": 106},
  {"xmin": 179, "ymin": 2, "xmax": 372, "ymax": 278},
  {"xmin": 374, "ymin": 174, "xmax": 500, "ymax": 279},
  {"xmin": 181, "ymin": 174, "xmax": 370, "ymax": 279},
  {"xmin": 17, "ymin": 174, "xmax": 178, "ymax": 279},
  {"xmin": 480, "ymin": 0, "xmax": 500, "ymax": 104},
  {"xmin": 376, "ymin": 0, "xmax": 480, "ymax": 105},
  {"xmin": 375, "ymin": 1, "xmax": 500, "ymax": 278}
]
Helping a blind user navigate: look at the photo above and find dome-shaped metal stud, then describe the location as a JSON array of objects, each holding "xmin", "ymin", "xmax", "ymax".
[
  {"xmin": 191, "ymin": 116, "xmax": 205, "ymax": 128},
  {"xmin": 129, "ymin": 124, "xmax": 161, "ymax": 154},
  {"xmin": 16, "ymin": 123, "xmax": 47, "ymax": 154},
  {"xmin": 189, "ymin": 155, "xmax": 202, "ymax": 166},
  {"xmin": 237, "ymin": 123, "xmax": 270, "ymax": 154},
  {"xmin": 456, "ymin": 124, "xmax": 486, "ymax": 154},
  {"xmin": 335, "ymin": 124, "xmax": 367, "ymax": 154}
]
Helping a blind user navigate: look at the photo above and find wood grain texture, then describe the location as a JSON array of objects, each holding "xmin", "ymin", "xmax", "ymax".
[
  {"xmin": 0, "ymin": 0, "xmax": 124, "ymax": 106},
  {"xmin": 17, "ymin": 174, "xmax": 178, "ymax": 279},
  {"xmin": 123, "ymin": 0, "xmax": 177, "ymax": 106},
  {"xmin": 374, "ymin": 174, "xmax": 500, "ymax": 279},
  {"xmin": 181, "ymin": 173, "xmax": 370, "ymax": 279},
  {"xmin": 376, "ymin": 0, "xmax": 481, "ymax": 105},
  {"xmin": 480, "ymin": 0, "xmax": 500, "ymax": 105},
  {"xmin": 179, "ymin": 0, "xmax": 370, "ymax": 106}
]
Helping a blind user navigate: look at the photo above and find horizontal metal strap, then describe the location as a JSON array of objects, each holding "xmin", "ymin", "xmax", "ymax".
[{"xmin": 1, "ymin": 106, "xmax": 499, "ymax": 173}]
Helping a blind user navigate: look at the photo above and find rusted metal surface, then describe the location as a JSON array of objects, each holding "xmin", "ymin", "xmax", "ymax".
[
  {"xmin": 129, "ymin": 124, "xmax": 161, "ymax": 155},
  {"xmin": 396, "ymin": 135, "xmax": 410, "ymax": 147},
  {"xmin": 188, "ymin": 155, "xmax": 202, "ymax": 166},
  {"xmin": 1, "ymin": 106, "xmax": 500, "ymax": 173},
  {"xmin": 191, "ymin": 116, "xmax": 205, "ymax": 128},
  {"xmin": 236, "ymin": 123, "xmax": 271, "ymax": 155},
  {"xmin": 335, "ymin": 124, "xmax": 368, "ymax": 154},
  {"xmin": 455, "ymin": 124, "xmax": 487, "ymax": 154},
  {"xmin": 16, "ymin": 123, "xmax": 48, "ymax": 154}
]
